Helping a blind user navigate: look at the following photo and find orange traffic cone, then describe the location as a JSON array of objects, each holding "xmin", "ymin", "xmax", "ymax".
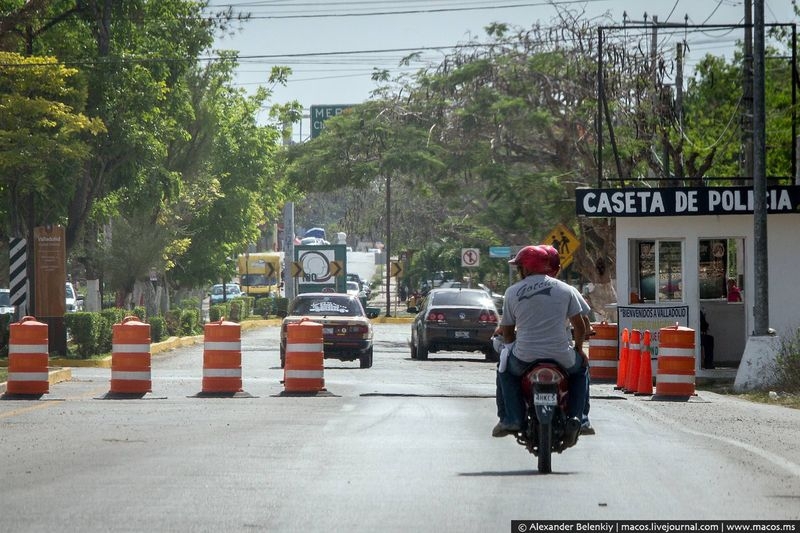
[
  {"xmin": 615, "ymin": 328, "xmax": 629, "ymax": 390},
  {"xmin": 635, "ymin": 330, "xmax": 654, "ymax": 396},
  {"xmin": 624, "ymin": 329, "xmax": 641, "ymax": 394}
]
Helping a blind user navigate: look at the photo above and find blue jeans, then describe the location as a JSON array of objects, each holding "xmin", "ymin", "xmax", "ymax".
[{"xmin": 496, "ymin": 350, "xmax": 588, "ymax": 428}]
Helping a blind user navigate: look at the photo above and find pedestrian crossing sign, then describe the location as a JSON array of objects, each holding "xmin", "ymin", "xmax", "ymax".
[{"xmin": 541, "ymin": 223, "xmax": 579, "ymax": 270}]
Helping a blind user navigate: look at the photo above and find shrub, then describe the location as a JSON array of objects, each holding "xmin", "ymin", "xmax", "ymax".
[
  {"xmin": 274, "ymin": 297, "xmax": 289, "ymax": 318},
  {"xmin": 65, "ymin": 312, "xmax": 106, "ymax": 358},
  {"xmin": 229, "ymin": 300, "xmax": 243, "ymax": 322},
  {"xmin": 0, "ymin": 314, "xmax": 11, "ymax": 357},
  {"xmin": 164, "ymin": 309, "xmax": 181, "ymax": 336},
  {"xmin": 148, "ymin": 315, "xmax": 167, "ymax": 342},
  {"xmin": 179, "ymin": 308, "xmax": 200, "ymax": 335},
  {"xmin": 776, "ymin": 328, "xmax": 800, "ymax": 392},
  {"xmin": 98, "ymin": 309, "xmax": 126, "ymax": 352},
  {"xmin": 209, "ymin": 304, "xmax": 226, "ymax": 323},
  {"xmin": 253, "ymin": 297, "xmax": 270, "ymax": 317}
]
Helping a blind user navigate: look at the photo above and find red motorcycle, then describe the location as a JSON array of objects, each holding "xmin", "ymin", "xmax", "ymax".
[{"xmin": 517, "ymin": 362, "xmax": 580, "ymax": 474}]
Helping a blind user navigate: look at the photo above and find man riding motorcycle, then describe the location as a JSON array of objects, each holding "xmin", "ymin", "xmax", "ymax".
[{"xmin": 493, "ymin": 244, "xmax": 588, "ymax": 444}]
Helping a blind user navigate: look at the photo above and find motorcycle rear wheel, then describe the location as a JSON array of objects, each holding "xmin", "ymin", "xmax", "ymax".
[{"xmin": 537, "ymin": 422, "xmax": 553, "ymax": 474}]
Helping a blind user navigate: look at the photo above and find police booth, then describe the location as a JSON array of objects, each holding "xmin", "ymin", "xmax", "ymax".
[{"xmin": 576, "ymin": 185, "xmax": 800, "ymax": 375}]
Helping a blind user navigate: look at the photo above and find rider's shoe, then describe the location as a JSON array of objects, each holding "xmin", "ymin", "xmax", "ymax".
[
  {"xmin": 492, "ymin": 421, "xmax": 520, "ymax": 438},
  {"xmin": 580, "ymin": 420, "xmax": 596, "ymax": 436}
]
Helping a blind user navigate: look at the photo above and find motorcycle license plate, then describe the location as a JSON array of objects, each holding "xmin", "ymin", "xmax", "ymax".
[{"xmin": 534, "ymin": 392, "xmax": 557, "ymax": 406}]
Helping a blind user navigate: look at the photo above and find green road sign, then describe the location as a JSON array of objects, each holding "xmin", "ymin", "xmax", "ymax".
[{"xmin": 310, "ymin": 105, "xmax": 353, "ymax": 138}]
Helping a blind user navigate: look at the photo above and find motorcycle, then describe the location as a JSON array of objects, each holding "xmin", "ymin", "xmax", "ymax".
[{"xmin": 517, "ymin": 361, "xmax": 580, "ymax": 474}]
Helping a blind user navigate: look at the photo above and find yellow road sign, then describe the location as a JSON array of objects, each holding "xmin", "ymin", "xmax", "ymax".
[
  {"xmin": 291, "ymin": 261, "xmax": 304, "ymax": 278},
  {"xmin": 390, "ymin": 261, "xmax": 403, "ymax": 278},
  {"xmin": 542, "ymin": 223, "xmax": 580, "ymax": 270},
  {"xmin": 329, "ymin": 260, "xmax": 343, "ymax": 277}
]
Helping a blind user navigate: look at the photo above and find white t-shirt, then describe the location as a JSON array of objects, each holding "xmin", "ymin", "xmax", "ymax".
[{"xmin": 500, "ymin": 274, "xmax": 583, "ymax": 367}]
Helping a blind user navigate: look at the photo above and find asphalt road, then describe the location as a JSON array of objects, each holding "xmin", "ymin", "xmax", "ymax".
[{"xmin": 1, "ymin": 323, "xmax": 799, "ymax": 532}]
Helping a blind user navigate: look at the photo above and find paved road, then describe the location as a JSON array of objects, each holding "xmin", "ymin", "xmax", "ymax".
[{"xmin": 1, "ymin": 324, "xmax": 799, "ymax": 532}]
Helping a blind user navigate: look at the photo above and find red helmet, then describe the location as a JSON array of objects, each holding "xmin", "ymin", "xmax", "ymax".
[
  {"xmin": 543, "ymin": 245, "xmax": 560, "ymax": 275},
  {"xmin": 509, "ymin": 245, "xmax": 550, "ymax": 274}
]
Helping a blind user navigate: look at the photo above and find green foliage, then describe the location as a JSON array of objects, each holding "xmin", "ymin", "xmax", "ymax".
[
  {"xmin": 209, "ymin": 304, "xmax": 225, "ymax": 323},
  {"xmin": 179, "ymin": 309, "xmax": 200, "ymax": 335},
  {"xmin": 253, "ymin": 297, "xmax": 271, "ymax": 317},
  {"xmin": 148, "ymin": 316, "xmax": 168, "ymax": 343},
  {"xmin": 165, "ymin": 309, "xmax": 181, "ymax": 337},
  {"xmin": 776, "ymin": 328, "xmax": 800, "ymax": 392},
  {"xmin": 0, "ymin": 314, "xmax": 11, "ymax": 357},
  {"xmin": 65, "ymin": 312, "xmax": 106, "ymax": 358}
]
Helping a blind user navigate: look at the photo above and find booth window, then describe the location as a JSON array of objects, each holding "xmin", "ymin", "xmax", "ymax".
[
  {"xmin": 632, "ymin": 240, "xmax": 684, "ymax": 303},
  {"xmin": 699, "ymin": 238, "xmax": 744, "ymax": 300}
]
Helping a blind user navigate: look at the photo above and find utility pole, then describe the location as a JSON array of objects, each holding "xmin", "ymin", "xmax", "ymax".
[
  {"xmin": 752, "ymin": 0, "xmax": 769, "ymax": 335},
  {"xmin": 742, "ymin": 0, "xmax": 754, "ymax": 181},
  {"xmin": 675, "ymin": 42, "xmax": 684, "ymax": 179}
]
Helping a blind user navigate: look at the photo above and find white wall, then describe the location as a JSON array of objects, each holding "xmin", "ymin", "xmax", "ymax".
[{"xmin": 616, "ymin": 213, "xmax": 800, "ymax": 350}]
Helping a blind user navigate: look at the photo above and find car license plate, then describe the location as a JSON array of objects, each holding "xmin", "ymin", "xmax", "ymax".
[
  {"xmin": 454, "ymin": 331, "xmax": 470, "ymax": 338},
  {"xmin": 323, "ymin": 327, "xmax": 333, "ymax": 335},
  {"xmin": 534, "ymin": 393, "xmax": 557, "ymax": 406}
]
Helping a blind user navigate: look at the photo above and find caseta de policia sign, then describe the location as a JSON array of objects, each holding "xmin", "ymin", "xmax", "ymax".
[{"xmin": 576, "ymin": 185, "xmax": 800, "ymax": 217}]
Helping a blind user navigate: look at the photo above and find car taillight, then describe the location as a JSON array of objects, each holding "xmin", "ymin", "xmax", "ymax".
[
  {"xmin": 349, "ymin": 325, "xmax": 369, "ymax": 334},
  {"xmin": 426, "ymin": 312, "xmax": 445, "ymax": 322},
  {"xmin": 479, "ymin": 311, "xmax": 498, "ymax": 324}
]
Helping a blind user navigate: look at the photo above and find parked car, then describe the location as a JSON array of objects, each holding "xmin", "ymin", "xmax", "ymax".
[
  {"xmin": 438, "ymin": 281, "xmax": 504, "ymax": 312},
  {"xmin": 280, "ymin": 292, "xmax": 374, "ymax": 369},
  {"xmin": 0, "ymin": 288, "xmax": 15, "ymax": 316},
  {"xmin": 209, "ymin": 283, "xmax": 242, "ymax": 305},
  {"xmin": 410, "ymin": 287, "xmax": 500, "ymax": 361},
  {"xmin": 346, "ymin": 280, "xmax": 363, "ymax": 298},
  {"xmin": 65, "ymin": 282, "xmax": 83, "ymax": 312}
]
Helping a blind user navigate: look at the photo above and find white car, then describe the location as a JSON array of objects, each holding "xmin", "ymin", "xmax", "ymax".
[
  {"xmin": 0, "ymin": 288, "xmax": 15, "ymax": 316},
  {"xmin": 209, "ymin": 283, "xmax": 242, "ymax": 305},
  {"xmin": 346, "ymin": 281, "xmax": 363, "ymax": 298},
  {"xmin": 65, "ymin": 282, "xmax": 83, "ymax": 312}
]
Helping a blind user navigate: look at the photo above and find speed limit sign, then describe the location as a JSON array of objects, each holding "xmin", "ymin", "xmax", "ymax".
[{"xmin": 461, "ymin": 248, "xmax": 480, "ymax": 268}]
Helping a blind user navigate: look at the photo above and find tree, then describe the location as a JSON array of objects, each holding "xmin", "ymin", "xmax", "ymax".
[{"xmin": 0, "ymin": 50, "xmax": 105, "ymax": 238}]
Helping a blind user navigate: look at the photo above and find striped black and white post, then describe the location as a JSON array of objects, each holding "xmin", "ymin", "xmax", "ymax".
[{"xmin": 9, "ymin": 237, "xmax": 27, "ymax": 317}]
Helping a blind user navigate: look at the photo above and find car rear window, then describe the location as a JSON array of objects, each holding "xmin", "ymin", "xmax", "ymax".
[
  {"xmin": 431, "ymin": 290, "xmax": 491, "ymax": 307},
  {"xmin": 292, "ymin": 297, "xmax": 361, "ymax": 316}
]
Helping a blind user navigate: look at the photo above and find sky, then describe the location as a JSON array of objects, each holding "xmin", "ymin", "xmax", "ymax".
[{"xmin": 204, "ymin": 1, "xmax": 797, "ymax": 141}]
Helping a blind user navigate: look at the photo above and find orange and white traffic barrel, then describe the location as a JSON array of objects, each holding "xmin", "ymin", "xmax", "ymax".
[
  {"xmin": 284, "ymin": 318, "xmax": 324, "ymax": 393},
  {"xmin": 624, "ymin": 329, "xmax": 642, "ymax": 393},
  {"xmin": 202, "ymin": 318, "xmax": 242, "ymax": 393},
  {"xmin": 656, "ymin": 324, "xmax": 696, "ymax": 397},
  {"xmin": 7, "ymin": 316, "xmax": 50, "ymax": 395},
  {"xmin": 615, "ymin": 328, "xmax": 629, "ymax": 390},
  {"xmin": 588, "ymin": 321, "xmax": 618, "ymax": 382},
  {"xmin": 110, "ymin": 316, "xmax": 151, "ymax": 394}
]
